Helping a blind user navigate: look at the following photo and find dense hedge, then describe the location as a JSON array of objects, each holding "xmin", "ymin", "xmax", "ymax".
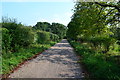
[
  {"xmin": 50, "ymin": 33, "xmax": 59, "ymax": 42},
  {"xmin": 1, "ymin": 28, "xmax": 11, "ymax": 54},
  {"xmin": 1, "ymin": 16, "xmax": 62, "ymax": 53},
  {"xmin": 36, "ymin": 31, "xmax": 50, "ymax": 44},
  {"xmin": 36, "ymin": 31, "xmax": 60, "ymax": 44},
  {"xmin": 1, "ymin": 21, "xmax": 60, "ymax": 53},
  {"xmin": 1, "ymin": 17, "xmax": 61, "ymax": 53},
  {"xmin": 2, "ymin": 25, "xmax": 35, "ymax": 52},
  {"xmin": 14, "ymin": 26, "xmax": 35, "ymax": 47}
]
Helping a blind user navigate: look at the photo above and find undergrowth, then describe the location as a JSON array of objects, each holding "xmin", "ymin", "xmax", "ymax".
[
  {"xmin": 69, "ymin": 40, "xmax": 120, "ymax": 80},
  {"xmin": 2, "ymin": 41, "xmax": 56, "ymax": 74}
]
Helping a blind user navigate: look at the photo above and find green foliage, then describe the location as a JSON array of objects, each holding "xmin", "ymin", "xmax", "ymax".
[
  {"xmin": 33, "ymin": 22, "xmax": 50, "ymax": 31},
  {"xmin": 33, "ymin": 22, "xmax": 67, "ymax": 39},
  {"xmin": 2, "ymin": 42, "xmax": 56, "ymax": 74},
  {"xmin": 50, "ymin": 23, "xmax": 67, "ymax": 39},
  {"xmin": 66, "ymin": 2, "xmax": 120, "ymax": 79},
  {"xmin": 1, "ymin": 17, "xmax": 59, "ymax": 53},
  {"xmin": 70, "ymin": 41, "xmax": 120, "ymax": 79},
  {"xmin": 2, "ymin": 17, "xmax": 28, "ymax": 52},
  {"xmin": 37, "ymin": 31, "xmax": 50, "ymax": 44},
  {"xmin": 67, "ymin": 2, "xmax": 118, "ymax": 52},
  {"xmin": 89, "ymin": 36, "xmax": 116, "ymax": 52},
  {"xmin": 1, "ymin": 28, "xmax": 11, "ymax": 54},
  {"xmin": 14, "ymin": 26, "xmax": 35, "ymax": 47},
  {"xmin": 1, "ymin": 17, "xmax": 59, "ymax": 75},
  {"xmin": 50, "ymin": 33, "xmax": 59, "ymax": 42},
  {"xmin": 67, "ymin": 2, "xmax": 108, "ymax": 40},
  {"xmin": 113, "ymin": 27, "xmax": 120, "ymax": 45}
]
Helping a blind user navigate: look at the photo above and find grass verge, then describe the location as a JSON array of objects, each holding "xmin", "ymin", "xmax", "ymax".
[
  {"xmin": 2, "ymin": 41, "xmax": 56, "ymax": 75},
  {"xmin": 69, "ymin": 40, "xmax": 120, "ymax": 80}
]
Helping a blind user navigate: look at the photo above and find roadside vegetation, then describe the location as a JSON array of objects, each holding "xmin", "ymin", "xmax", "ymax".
[
  {"xmin": 67, "ymin": 2, "xmax": 120, "ymax": 79},
  {"xmin": 1, "ymin": 1, "xmax": 120, "ymax": 79},
  {"xmin": 1, "ymin": 17, "xmax": 67, "ymax": 75}
]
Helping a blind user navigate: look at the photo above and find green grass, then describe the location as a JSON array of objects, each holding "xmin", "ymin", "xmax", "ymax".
[
  {"xmin": 69, "ymin": 40, "xmax": 120, "ymax": 80},
  {"xmin": 2, "ymin": 41, "xmax": 56, "ymax": 74}
]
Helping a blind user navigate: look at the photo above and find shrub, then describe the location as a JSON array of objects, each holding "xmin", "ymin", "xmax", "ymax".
[
  {"xmin": 83, "ymin": 54, "xmax": 120, "ymax": 79},
  {"xmin": 14, "ymin": 26, "xmax": 34, "ymax": 47},
  {"xmin": 1, "ymin": 28, "xmax": 11, "ymax": 54},
  {"xmin": 37, "ymin": 31, "xmax": 50, "ymax": 44},
  {"xmin": 70, "ymin": 41, "xmax": 120, "ymax": 79},
  {"xmin": 89, "ymin": 36, "xmax": 116, "ymax": 53},
  {"xmin": 50, "ymin": 33, "xmax": 59, "ymax": 42}
]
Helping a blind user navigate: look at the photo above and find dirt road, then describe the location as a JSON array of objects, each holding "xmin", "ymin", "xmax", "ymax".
[{"xmin": 10, "ymin": 39, "xmax": 84, "ymax": 78}]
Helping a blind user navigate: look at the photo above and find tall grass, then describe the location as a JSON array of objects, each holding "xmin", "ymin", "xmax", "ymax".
[
  {"xmin": 69, "ymin": 41, "xmax": 120, "ymax": 79},
  {"xmin": 2, "ymin": 41, "xmax": 56, "ymax": 74}
]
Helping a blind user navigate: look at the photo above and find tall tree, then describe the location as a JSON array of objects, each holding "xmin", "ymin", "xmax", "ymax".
[{"xmin": 67, "ymin": 2, "xmax": 118, "ymax": 52}]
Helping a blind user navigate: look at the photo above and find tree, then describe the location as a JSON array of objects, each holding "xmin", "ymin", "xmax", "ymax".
[
  {"xmin": 50, "ymin": 23, "xmax": 67, "ymax": 39},
  {"xmin": 33, "ymin": 22, "xmax": 50, "ymax": 31},
  {"xmin": 67, "ymin": 2, "xmax": 118, "ymax": 52},
  {"xmin": 95, "ymin": 2, "xmax": 120, "ymax": 25},
  {"xmin": 33, "ymin": 22, "xmax": 67, "ymax": 39}
]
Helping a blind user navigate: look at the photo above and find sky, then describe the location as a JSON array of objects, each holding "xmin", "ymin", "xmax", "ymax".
[{"xmin": 1, "ymin": 0, "xmax": 75, "ymax": 26}]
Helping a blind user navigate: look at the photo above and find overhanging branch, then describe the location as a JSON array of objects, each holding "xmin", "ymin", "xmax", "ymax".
[{"xmin": 95, "ymin": 2, "xmax": 120, "ymax": 12}]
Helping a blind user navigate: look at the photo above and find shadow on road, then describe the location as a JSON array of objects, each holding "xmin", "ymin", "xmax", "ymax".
[{"xmin": 30, "ymin": 39, "xmax": 83, "ymax": 78}]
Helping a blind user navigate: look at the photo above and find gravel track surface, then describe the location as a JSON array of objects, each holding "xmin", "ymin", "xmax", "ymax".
[{"xmin": 10, "ymin": 39, "xmax": 84, "ymax": 78}]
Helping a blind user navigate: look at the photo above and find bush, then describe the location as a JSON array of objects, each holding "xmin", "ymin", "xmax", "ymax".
[
  {"xmin": 2, "ymin": 42, "xmax": 57, "ymax": 74},
  {"xmin": 37, "ymin": 31, "xmax": 50, "ymax": 44},
  {"xmin": 70, "ymin": 41, "xmax": 120, "ymax": 79},
  {"xmin": 50, "ymin": 33, "xmax": 59, "ymax": 42},
  {"xmin": 1, "ymin": 28, "xmax": 11, "ymax": 54},
  {"xmin": 89, "ymin": 36, "xmax": 116, "ymax": 53},
  {"xmin": 2, "ymin": 18, "xmax": 34, "ymax": 51},
  {"xmin": 14, "ymin": 26, "xmax": 35, "ymax": 47}
]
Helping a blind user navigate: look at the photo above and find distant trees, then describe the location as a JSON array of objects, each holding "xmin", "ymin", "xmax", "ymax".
[
  {"xmin": 33, "ymin": 22, "xmax": 51, "ymax": 31},
  {"xmin": 33, "ymin": 22, "xmax": 67, "ymax": 39},
  {"xmin": 50, "ymin": 23, "xmax": 67, "ymax": 39}
]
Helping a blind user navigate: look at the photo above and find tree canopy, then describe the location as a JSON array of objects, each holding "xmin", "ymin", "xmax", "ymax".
[{"xmin": 67, "ymin": 1, "xmax": 120, "ymax": 53}]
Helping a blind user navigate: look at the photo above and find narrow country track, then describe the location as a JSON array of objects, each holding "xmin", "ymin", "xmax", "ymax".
[{"xmin": 10, "ymin": 39, "xmax": 84, "ymax": 78}]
